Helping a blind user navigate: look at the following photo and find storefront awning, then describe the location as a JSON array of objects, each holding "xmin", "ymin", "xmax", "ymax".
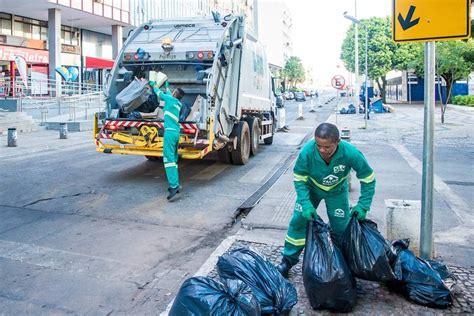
[{"xmin": 85, "ymin": 56, "xmax": 114, "ymax": 69}]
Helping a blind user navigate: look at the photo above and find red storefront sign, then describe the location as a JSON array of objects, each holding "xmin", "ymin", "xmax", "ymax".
[
  {"xmin": 0, "ymin": 45, "xmax": 48, "ymax": 63},
  {"xmin": 85, "ymin": 56, "xmax": 114, "ymax": 69}
]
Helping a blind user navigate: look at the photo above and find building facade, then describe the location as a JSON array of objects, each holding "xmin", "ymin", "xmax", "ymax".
[
  {"xmin": 0, "ymin": 0, "xmax": 131, "ymax": 95},
  {"xmin": 0, "ymin": 0, "xmax": 259, "ymax": 96},
  {"xmin": 257, "ymin": 0, "xmax": 292, "ymax": 76}
]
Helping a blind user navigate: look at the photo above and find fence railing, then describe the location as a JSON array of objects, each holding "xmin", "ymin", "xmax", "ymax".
[{"xmin": 1, "ymin": 78, "xmax": 106, "ymax": 124}]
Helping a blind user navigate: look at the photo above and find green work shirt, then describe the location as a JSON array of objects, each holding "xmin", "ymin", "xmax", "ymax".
[
  {"xmin": 155, "ymin": 89, "xmax": 182, "ymax": 132},
  {"xmin": 293, "ymin": 139, "xmax": 376, "ymax": 215}
]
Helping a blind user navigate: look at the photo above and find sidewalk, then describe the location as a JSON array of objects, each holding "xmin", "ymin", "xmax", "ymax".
[{"xmin": 187, "ymin": 101, "xmax": 474, "ymax": 314}]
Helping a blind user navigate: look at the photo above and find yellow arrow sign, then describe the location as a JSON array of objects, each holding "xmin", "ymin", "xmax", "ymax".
[{"xmin": 393, "ymin": 0, "xmax": 471, "ymax": 42}]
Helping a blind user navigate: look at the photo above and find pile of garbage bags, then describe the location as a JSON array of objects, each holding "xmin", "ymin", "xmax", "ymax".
[
  {"xmin": 170, "ymin": 247, "xmax": 297, "ymax": 315},
  {"xmin": 339, "ymin": 104, "xmax": 357, "ymax": 114},
  {"xmin": 170, "ymin": 216, "xmax": 455, "ymax": 314},
  {"xmin": 302, "ymin": 217, "xmax": 455, "ymax": 312}
]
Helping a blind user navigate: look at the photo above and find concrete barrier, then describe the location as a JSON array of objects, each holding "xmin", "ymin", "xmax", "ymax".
[{"xmin": 385, "ymin": 199, "xmax": 422, "ymax": 255}]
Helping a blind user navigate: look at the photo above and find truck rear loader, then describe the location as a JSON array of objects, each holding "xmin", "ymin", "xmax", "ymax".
[{"xmin": 94, "ymin": 14, "xmax": 277, "ymax": 165}]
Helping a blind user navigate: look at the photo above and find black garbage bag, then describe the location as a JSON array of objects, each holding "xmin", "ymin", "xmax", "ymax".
[
  {"xmin": 217, "ymin": 247, "xmax": 297, "ymax": 315},
  {"xmin": 136, "ymin": 89, "xmax": 160, "ymax": 113},
  {"xmin": 303, "ymin": 218, "xmax": 356, "ymax": 312},
  {"xmin": 340, "ymin": 216, "xmax": 397, "ymax": 282},
  {"xmin": 387, "ymin": 239, "xmax": 455, "ymax": 308},
  {"xmin": 339, "ymin": 107, "xmax": 348, "ymax": 114},
  {"xmin": 179, "ymin": 102, "xmax": 191, "ymax": 121},
  {"xmin": 169, "ymin": 276, "xmax": 260, "ymax": 316}
]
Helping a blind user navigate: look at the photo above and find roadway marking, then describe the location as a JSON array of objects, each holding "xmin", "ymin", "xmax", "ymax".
[
  {"xmin": 0, "ymin": 239, "xmax": 149, "ymax": 281},
  {"xmin": 191, "ymin": 162, "xmax": 229, "ymax": 181},
  {"xmin": 392, "ymin": 144, "xmax": 474, "ymax": 246},
  {"xmin": 238, "ymin": 152, "xmax": 285, "ymax": 184}
]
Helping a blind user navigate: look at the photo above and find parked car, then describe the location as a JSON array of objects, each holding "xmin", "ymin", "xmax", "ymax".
[
  {"xmin": 294, "ymin": 91, "xmax": 306, "ymax": 102},
  {"xmin": 304, "ymin": 90, "xmax": 312, "ymax": 97},
  {"xmin": 287, "ymin": 91, "xmax": 295, "ymax": 100}
]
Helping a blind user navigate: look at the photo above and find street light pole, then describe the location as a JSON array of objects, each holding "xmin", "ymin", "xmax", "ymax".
[
  {"xmin": 354, "ymin": 0, "xmax": 359, "ymax": 109},
  {"xmin": 364, "ymin": 26, "xmax": 368, "ymax": 129},
  {"xmin": 344, "ymin": 11, "xmax": 368, "ymax": 129}
]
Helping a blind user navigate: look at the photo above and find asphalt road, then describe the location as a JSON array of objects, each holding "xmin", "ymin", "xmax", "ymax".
[{"xmin": 0, "ymin": 98, "xmax": 333, "ymax": 314}]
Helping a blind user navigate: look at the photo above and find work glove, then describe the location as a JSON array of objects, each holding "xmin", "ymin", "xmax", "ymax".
[
  {"xmin": 149, "ymin": 80, "xmax": 156, "ymax": 87},
  {"xmin": 164, "ymin": 81, "xmax": 169, "ymax": 88},
  {"xmin": 302, "ymin": 207, "xmax": 317, "ymax": 221},
  {"xmin": 350, "ymin": 204, "xmax": 367, "ymax": 221}
]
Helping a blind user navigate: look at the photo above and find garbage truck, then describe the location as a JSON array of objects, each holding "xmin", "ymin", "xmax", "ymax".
[{"xmin": 94, "ymin": 14, "xmax": 277, "ymax": 165}]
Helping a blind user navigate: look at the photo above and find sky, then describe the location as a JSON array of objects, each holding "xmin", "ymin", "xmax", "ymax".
[{"xmin": 280, "ymin": 0, "xmax": 391, "ymax": 88}]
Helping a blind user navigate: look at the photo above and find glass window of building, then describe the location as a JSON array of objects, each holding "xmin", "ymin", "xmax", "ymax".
[
  {"xmin": 12, "ymin": 16, "xmax": 48, "ymax": 40},
  {"xmin": 0, "ymin": 13, "xmax": 12, "ymax": 36},
  {"xmin": 61, "ymin": 25, "xmax": 79, "ymax": 46}
]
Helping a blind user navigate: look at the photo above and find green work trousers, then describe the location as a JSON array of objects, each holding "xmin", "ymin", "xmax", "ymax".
[
  {"xmin": 282, "ymin": 188, "xmax": 350, "ymax": 266},
  {"xmin": 163, "ymin": 130, "xmax": 180, "ymax": 189}
]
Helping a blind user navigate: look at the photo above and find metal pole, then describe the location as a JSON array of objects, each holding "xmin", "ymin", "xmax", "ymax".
[
  {"xmin": 408, "ymin": 79, "xmax": 412, "ymax": 104},
  {"xmin": 354, "ymin": 0, "xmax": 359, "ymax": 112},
  {"xmin": 7, "ymin": 128, "xmax": 17, "ymax": 147},
  {"xmin": 364, "ymin": 27, "xmax": 368, "ymax": 129},
  {"xmin": 420, "ymin": 41, "xmax": 435, "ymax": 259}
]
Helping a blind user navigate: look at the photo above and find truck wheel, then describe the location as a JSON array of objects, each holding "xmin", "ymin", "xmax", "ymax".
[
  {"xmin": 245, "ymin": 117, "xmax": 259, "ymax": 156},
  {"xmin": 217, "ymin": 147, "xmax": 232, "ymax": 164},
  {"xmin": 145, "ymin": 155, "xmax": 162, "ymax": 162},
  {"xmin": 230, "ymin": 121, "xmax": 250, "ymax": 165}
]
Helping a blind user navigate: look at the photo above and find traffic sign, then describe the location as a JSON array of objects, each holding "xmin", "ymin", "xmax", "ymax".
[
  {"xmin": 392, "ymin": 0, "xmax": 471, "ymax": 42},
  {"xmin": 331, "ymin": 75, "xmax": 345, "ymax": 90}
]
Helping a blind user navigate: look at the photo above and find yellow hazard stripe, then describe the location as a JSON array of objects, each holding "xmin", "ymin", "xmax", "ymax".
[
  {"xmin": 164, "ymin": 111, "xmax": 179, "ymax": 123},
  {"xmin": 285, "ymin": 235, "xmax": 306, "ymax": 246},
  {"xmin": 359, "ymin": 172, "xmax": 375, "ymax": 183},
  {"xmin": 293, "ymin": 173, "xmax": 308, "ymax": 182},
  {"xmin": 164, "ymin": 162, "xmax": 177, "ymax": 168},
  {"xmin": 309, "ymin": 175, "xmax": 349, "ymax": 191}
]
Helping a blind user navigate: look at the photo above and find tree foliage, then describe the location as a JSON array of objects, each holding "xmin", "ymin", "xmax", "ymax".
[
  {"xmin": 407, "ymin": 39, "xmax": 474, "ymax": 122},
  {"xmin": 340, "ymin": 17, "xmax": 400, "ymax": 102},
  {"xmin": 283, "ymin": 56, "xmax": 305, "ymax": 88},
  {"xmin": 341, "ymin": 15, "xmax": 473, "ymax": 109}
]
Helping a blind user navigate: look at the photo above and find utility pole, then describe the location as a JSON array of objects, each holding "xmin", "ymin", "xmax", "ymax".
[
  {"xmin": 354, "ymin": 0, "xmax": 359, "ymax": 109},
  {"xmin": 420, "ymin": 42, "xmax": 435, "ymax": 259}
]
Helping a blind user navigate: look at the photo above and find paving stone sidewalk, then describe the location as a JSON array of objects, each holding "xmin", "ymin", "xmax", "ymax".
[{"xmin": 208, "ymin": 240, "xmax": 474, "ymax": 315}]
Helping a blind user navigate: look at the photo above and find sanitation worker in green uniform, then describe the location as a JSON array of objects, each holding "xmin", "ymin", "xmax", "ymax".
[
  {"xmin": 277, "ymin": 123, "xmax": 376, "ymax": 277},
  {"xmin": 150, "ymin": 81, "xmax": 185, "ymax": 201}
]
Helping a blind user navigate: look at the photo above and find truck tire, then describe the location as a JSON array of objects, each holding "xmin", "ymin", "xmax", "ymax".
[
  {"xmin": 217, "ymin": 147, "xmax": 232, "ymax": 164},
  {"xmin": 230, "ymin": 121, "xmax": 250, "ymax": 165},
  {"xmin": 245, "ymin": 116, "xmax": 259, "ymax": 156}
]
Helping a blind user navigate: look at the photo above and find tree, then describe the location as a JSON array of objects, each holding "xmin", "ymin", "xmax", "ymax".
[
  {"xmin": 340, "ymin": 17, "xmax": 421, "ymax": 103},
  {"xmin": 283, "ymin": 56, "xmax": 305, "ymax": 89},
  {"xmin": 436, "ymin": 40, "xmax": 474, "ymax": 122},
  {"xmin": 408, "ymin": 39, "xmax": 474, "ymax": 122}
]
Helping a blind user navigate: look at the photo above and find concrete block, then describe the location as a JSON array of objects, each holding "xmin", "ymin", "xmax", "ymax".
[{"xmin": 385, "ymin": 199, "xmax": 421, "ymax": 255}]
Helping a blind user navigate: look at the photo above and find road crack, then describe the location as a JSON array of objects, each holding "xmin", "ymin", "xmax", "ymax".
[{"xmin": 22, "ymin": 191, "xmax": 96, "ymax": 207}]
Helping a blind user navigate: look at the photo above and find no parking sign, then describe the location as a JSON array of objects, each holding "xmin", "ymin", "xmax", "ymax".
[{"xmin": 331, "ymin": 75, "xmax": 346, "ymax": 90}]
